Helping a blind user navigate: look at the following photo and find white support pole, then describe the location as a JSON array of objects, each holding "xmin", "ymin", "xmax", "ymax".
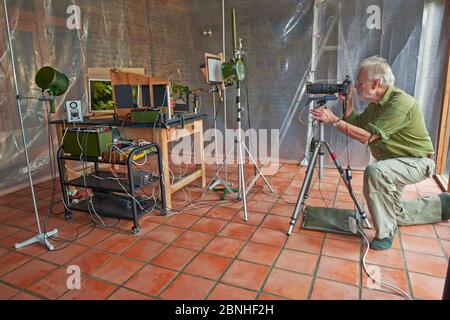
[
  {"xmin": 222, "ymin": 0, "xmax": 229, "ymax": 181},
  {"xmin": 301, "ymin": 0, "xmax": 320, "ymax": 167},
  {"xmin": 2, "ymin": 0, "xmax": 57, "ymax": 251}
]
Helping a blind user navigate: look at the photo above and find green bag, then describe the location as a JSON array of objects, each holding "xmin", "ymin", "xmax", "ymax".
[{"xmin": 302, "ymin": 206, "xmax": 365, "ymax": 236}]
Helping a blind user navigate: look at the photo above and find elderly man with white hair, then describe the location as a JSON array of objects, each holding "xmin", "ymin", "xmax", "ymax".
[{"xmin": 310, "ymin": 55, "xmax": 450, "ymax": 250}]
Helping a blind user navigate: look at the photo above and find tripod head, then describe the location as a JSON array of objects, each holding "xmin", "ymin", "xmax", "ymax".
[
  {"xmin": 308, "ymin": 95, "xmax": 337, "ymax": 127},
  {"xmin": 308, "ymin": 95, "xmax": 338, "ymax": 104}
]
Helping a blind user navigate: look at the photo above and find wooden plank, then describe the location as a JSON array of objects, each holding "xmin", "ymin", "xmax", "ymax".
[
  {"xmin": 88, "ymin": 68, "xmax": 145, "ymax": 80},
  {"xmin": 110, "ymin": 69, "xmax": 169, "ymax": 120},
  {"xmin": 436, "ymin": 41, "xmax": 450, "ymax": 174},
  {"xmin": 434, "ymin": 175, "xmax": 449, "ymax": 192},
  {"xmin": 168, "ymin": 123, "xmax": 198, "ymax": 141},
  {"xmin": 170, "ymin": 170, "xmax": 202, "ymax": 194},
  {"xmin": 194, "ymin": 120, "xmax": 207, "ymax": 188},
  {"xmin": 154, "ymin": 128, "xmax": 172, "ymax": 208}
]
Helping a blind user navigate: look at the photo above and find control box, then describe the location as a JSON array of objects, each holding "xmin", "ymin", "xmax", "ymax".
[{"xmin": 63, "ymin": 127, "xmax": 113, "ymax": 158}]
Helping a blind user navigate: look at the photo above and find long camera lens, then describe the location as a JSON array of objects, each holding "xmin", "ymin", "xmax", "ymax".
[
  {"xmin": 306, "ymin": 76, "xmax": 351, "ymax": 95},
  {"xmin": 307, "ymin": 83, "xmax": 339, "ymax": 95}
]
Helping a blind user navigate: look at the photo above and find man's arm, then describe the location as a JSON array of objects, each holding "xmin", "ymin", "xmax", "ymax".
[
  {"xmin": 310, "ymin": 107, "xmax": 379, "ymax": 145},
  {"xmin": 335, "ymin": 119, "xmax": 379, "ymax": 145}
]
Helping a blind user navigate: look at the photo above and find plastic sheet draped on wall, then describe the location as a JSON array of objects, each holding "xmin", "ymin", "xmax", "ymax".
[{"xmin": 0, "ymin": 0, "xmax": 448, "ymax": 194}]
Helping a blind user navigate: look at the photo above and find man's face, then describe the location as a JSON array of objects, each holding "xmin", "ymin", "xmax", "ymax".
[{"xmin": 355, "ymin": 69, "xmax": 378, "ymax": 103}]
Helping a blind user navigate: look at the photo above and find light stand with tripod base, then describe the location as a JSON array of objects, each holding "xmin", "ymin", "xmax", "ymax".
[
  {"xmin": 2, "ymin": 0, "xmax": 70, "ymax": 250},
  {"xmin": 204, "ymin": 9, "xmax": 277, "ymax": 221},
  {"xmin": 287, "ymin": 94, "xmax": 372, "ymax": 236}
]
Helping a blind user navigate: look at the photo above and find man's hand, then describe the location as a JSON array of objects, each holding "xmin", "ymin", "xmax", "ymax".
[
  {"xmin": 339, "ymin": 84, "xmax": 354, "ymax": 118},
  {"xmin": 310, "ymin": 108, "xmax": 339, "ymax": 125}
]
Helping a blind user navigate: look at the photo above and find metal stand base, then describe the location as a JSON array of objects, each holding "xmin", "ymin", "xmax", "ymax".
[
  {"xmin": 208, "ymin": 178, "xmax": 233, "ymax": 191},
  {"xmin": 15, "ymin": 229, "xmax": 58, "ymax": 251},
  {"xmin": 204, "ymin": 137, "xmax": 277, "ymax": 221}
]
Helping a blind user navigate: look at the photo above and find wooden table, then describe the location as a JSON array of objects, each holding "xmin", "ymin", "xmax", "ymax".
[{"xmin": 51, "ymin": 115, "xmax": 207, "ymax": 209}]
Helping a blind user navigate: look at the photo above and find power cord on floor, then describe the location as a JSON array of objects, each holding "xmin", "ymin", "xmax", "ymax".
[{"xmin": 358, "ymin": 227, "xmax": 413, "ymax": 300}]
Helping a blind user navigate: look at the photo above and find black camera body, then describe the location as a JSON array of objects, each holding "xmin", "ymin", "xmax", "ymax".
[{"xmin": 307, "ymin": 75, "xmax": 352, "ymax": 96}]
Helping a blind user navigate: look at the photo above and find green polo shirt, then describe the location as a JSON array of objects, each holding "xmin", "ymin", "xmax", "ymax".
[{"xmin": 344, "ymin": 86, "xmax": 434, "ymax": 161}]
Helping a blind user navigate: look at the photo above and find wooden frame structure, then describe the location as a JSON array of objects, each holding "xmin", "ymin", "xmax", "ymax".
[
  {"xmin": 436, "ymin": 41, "xmax": 450, "ymax": 192},
  {"xmin": 204, "ymin": 52, "xmax": 225, "ymax": 86},
  {"xmin": 110, "ymin": 69, "xmax": 173, "ymax": 121},
  {"xmin": 87, "ymin": 68, "xmax": 145, "ymax": 116}
]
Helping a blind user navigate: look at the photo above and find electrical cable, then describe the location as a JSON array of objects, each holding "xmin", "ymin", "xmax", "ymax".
[
  {"xmin": 78, "ymin": 129, "xmax": 110, "ymax": 227},
  {"xmin": 106, "ymin": 143, "xmax": 149, "ymax": 212},
  {"xmin": 358, "ymin": 227, "xmax": 413, "ymax": 300},
  {"xmin": 41, "ymin": 94, "xmax": 99, "ymax": 250},
  {"xmin": 149, "ymin": 79, "xmax": 170, "ymax": 130},
  {"xmin": 208, "ymin": 87, "xmax": 223, "ymax": 132}
]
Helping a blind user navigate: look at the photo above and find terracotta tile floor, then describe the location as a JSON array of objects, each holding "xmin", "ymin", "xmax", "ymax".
[{"xmin": 0, "ymin": 164, "xmax": 448, "ymax": 300}]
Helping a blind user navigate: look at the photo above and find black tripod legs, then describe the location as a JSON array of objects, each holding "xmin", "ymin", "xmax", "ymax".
[
  {"xmin": 287, "ymin": 140, "xmax": 372, "ymax": 236},
  {"xmin": 323, "ymin": 142, "xmax": 371, "ymax": 229},
  {"xmin": 287, "ymin": 141, "xmax": 321, "ymax": 235}
]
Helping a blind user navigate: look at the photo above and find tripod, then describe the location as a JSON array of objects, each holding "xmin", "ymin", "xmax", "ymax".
[
  {"xmin": 287, "ymin": 99, "xmax": 371, "ymax": 235},
  {"xmin": 204, "ymin": 39, "xmax": 276, "ymax": 222}
]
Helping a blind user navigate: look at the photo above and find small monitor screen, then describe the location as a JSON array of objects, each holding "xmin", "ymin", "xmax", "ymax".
[
  {"xmin": 153, "ymin": 84, "xmax": 169, "ymax": 108},
  {"xmin": 141, "ymin": 85, "xmax": 151, "ymax": 108},
  {"xmin": 206, "ymin": 57, "xmax": 223, "ymax": 84},
  {"xmin": 114, "ymin": 85, "xmax": 134, "ymax": 108},
  {"xmin": 89, "ymin": 80, "xmax": 114, "ymax": 111}
]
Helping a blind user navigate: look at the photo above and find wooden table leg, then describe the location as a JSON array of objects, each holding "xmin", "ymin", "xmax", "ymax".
[
  {"xmin": 155, "ymin": 128, "xmax": 172, "ymax": 209},
  {"xmin": 194, "ymin": 120, "xmax": 207, "ymax": 188}
]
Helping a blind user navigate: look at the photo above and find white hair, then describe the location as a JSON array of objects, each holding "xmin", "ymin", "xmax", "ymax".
[{"xmin": 358, "ymin": 55, "xmax": 395, "ymax": 87}]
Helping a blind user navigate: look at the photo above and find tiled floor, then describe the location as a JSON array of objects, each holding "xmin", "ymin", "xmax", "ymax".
[{"xmin": 0, "ymin": 164, "xmax": 448, "ymax": 300}]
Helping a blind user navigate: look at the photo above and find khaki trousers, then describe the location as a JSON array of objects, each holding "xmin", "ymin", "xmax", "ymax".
[{"xmin": 363, "ymin": 157, "xmax": 442, "ymax": 239}]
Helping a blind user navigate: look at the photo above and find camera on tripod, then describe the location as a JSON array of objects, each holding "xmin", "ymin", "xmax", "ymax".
[{"xmin": 306, "ymin": 75, "xmax": 352, "ymax": 96}]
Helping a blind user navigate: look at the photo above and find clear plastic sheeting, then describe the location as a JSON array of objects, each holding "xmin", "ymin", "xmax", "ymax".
[{"xmin": 0, "ymin": 0, "xmax": 449, "ymax": 194}]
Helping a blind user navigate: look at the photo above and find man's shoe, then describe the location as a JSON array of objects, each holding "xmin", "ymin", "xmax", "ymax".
[
  {"xmin": 370, "ymin": 237, "xmax": 393, "ymax": 251},
  {"xmin": 439, "ymin": 192, "xmax": 450, "ymax": 220}
]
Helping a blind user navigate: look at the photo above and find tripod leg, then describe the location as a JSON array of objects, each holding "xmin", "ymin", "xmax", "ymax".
[
  {"xmin": 299, "ymin": 138, "xmax": 319, "ymax": 205},
  {"xmin": 242, "ymin": 143, "xmax": 277, "ymax": 195},
  {"xmin": 287, "ymin": 142, "xmax": 321, "ymax": 235},
  {"xmin": 323, "ymin": 142, "xmax": 372, "ymax": 229},
  {"xmin": 237, "ymin": 138, "xmax": 248, "ymax": 221}
]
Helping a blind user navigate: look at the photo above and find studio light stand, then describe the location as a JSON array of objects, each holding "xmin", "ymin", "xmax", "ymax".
[
  {"xmin": 2, "ymin": 0, "xmax": 58, "ymax": 250},
  {"xmin": 204, "ymin": 9, "xmax": 276, "ymax": 221},
  {"xmin": 207, "ymin": 85, "xmax": 233, "ymax": 191},
  {"xmin": 287, "ymin": 96, "xmax": 372, "ymax": 235}
]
